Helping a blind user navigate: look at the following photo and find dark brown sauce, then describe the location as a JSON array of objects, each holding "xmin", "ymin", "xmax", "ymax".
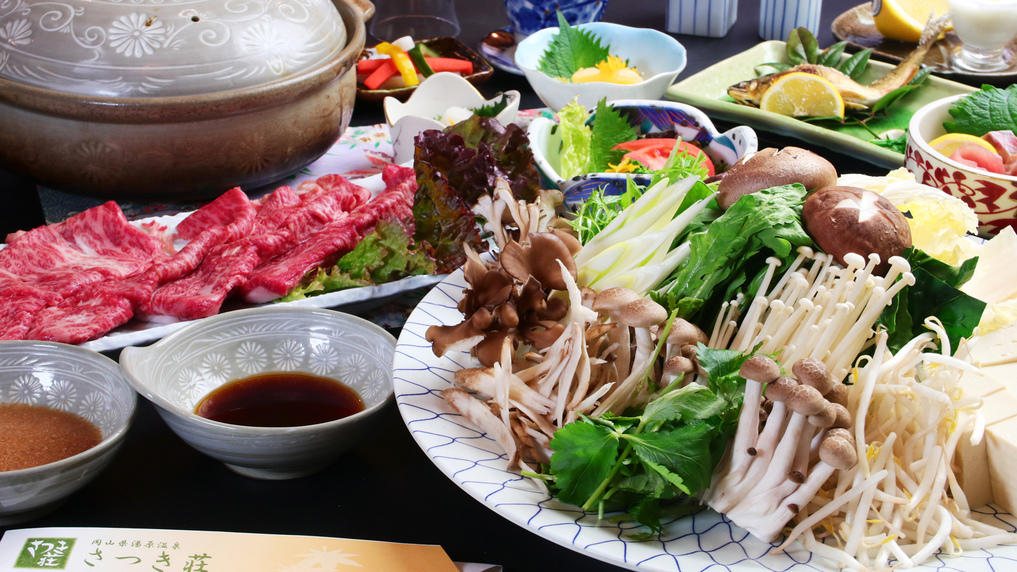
[
  {"xmin": 194, "ymin": 372, "xmax": 364, "ymax": 427},
  {"xmin": 0, "ymin": 403, "xmax": 103, "ymax": 472}
]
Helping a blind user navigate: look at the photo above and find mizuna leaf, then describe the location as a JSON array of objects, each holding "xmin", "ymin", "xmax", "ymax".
[{"xmin": 549, "ymin": 421, "xmax": 619, "ymax": 506}]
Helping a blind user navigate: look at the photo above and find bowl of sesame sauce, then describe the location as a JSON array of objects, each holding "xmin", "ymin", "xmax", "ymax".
[{"xmin": 0, "ymin": 341, "xmax": 137, "ymax": 525}]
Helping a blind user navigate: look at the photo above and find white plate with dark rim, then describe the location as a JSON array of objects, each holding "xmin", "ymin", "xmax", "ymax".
[{"xmin": 392, "ymin": 265, "xmax": 1017, "ymax": 571}]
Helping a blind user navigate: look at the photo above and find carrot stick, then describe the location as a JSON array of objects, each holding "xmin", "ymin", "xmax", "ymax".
[{"xmin": 363, "ymin": 60, "xmax": 397, "ymax": 90}]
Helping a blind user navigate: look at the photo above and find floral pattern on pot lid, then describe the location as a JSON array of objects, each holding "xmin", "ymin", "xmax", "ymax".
[{"xmin": 0, "ymin": 0, "xmax": 347, "ymax": 98}]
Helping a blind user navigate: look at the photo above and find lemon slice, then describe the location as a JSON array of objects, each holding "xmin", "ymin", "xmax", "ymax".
[
  {"xmin": 872, "ymin": 0, "xmax": 949, "ymax": 43},
  {"xmin": 928, "ymin": 133, "xmax": 998, "ymax": 157},
  {"xmin": 759, "ymin": 72, "xmax": 846, "ymax": 119}
]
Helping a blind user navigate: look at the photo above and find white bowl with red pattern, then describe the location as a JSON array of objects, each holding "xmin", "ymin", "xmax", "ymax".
[{"xmin": 905, "ymin": 94, "xmax": 1017, "ymax": 237}]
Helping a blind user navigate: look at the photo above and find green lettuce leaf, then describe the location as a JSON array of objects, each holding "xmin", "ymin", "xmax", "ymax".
[
  {"xmin": 557, "ymin": 100, "xmax": 593, "ymax": 179},
  {"xmin": 280, "ymin": 219, "xmax": 435, "ymax": 301}
]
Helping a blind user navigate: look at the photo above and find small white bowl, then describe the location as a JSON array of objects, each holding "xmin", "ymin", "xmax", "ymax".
[
  {"xmin": 0, "ymin": 341, "xmax": 136, "ymax": 525},
  {"xmin": 514, "ymin": 22, "xmax": 687, "ymax": 111},
  {"xmin": 119, "ymin": 306, "xmax": 396, "ymax": 480},
  {"xmin": 528, "ymin": 99, "xmax": 757, "ymax": 205},
  {"xmin": 905, "ymin": 94, "xmax": 1017, "ymax": 237},
  {"xmin": 383, "ymin": 73, "xmax": 521, "ymax": 163}
]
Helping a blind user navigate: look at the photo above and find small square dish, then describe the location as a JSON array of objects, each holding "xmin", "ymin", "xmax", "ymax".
[{"xmin": 356, "ymin": 36, "xmax": 494, "ymax": 103}]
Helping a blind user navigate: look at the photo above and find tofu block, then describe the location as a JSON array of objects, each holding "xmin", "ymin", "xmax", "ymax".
[
  {"xmin": 954, "ymin": 370, "xmax": 1010, "ymax": 509},
  {"xmin": 970, "ymin": 321, "xmax": 1017, "ymax": 367},
  {"xmin": 982, "ymin": 361, "xmax": 1017, "ymax": 389},
  {"xmin": 987, "ymin": 416, "xmax": 1017, "ymax": 514},
  {"xmin": 958, "ymin": 370, "xmax": 1006, "ymax": 398},
  {"xmin": 957, "ymin": 427, "xmax": 994, "ymax": 509},
  {"xmin": 976, "ymin": 389, "xmax": 1017, "ymax": 426}
]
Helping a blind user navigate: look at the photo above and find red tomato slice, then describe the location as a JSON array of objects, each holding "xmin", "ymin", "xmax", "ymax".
[
  {"xmin": 950, "ymin": 144, "xmax": 1005, "ymax": 175},
  {"xmin": 611, "ymin": 138, "xmax": 715, "ymax": 176}
]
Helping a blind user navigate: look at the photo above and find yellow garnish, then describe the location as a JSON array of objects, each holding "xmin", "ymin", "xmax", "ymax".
[
  {"xmin": 606, "ymin": 157, "xmax": 640, "ymax": 173},
  {"xmin": 571, "ymin": 55, "xmax": 643, "ymax": 85},
  {"xmin": 375, "ymin": 42, "xmax": 419, "ymax": 87}
]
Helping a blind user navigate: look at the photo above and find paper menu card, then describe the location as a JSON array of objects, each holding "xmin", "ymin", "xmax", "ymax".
[{"xmin": 0, "ymin": 528, "xmax": 460, "ymax": 571}]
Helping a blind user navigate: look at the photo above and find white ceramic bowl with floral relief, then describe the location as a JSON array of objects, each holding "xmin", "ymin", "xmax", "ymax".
[
  {"xmin": 118, "ymin": 306, "xmax": 396, "ymax": 480},
  {"xmin": 0, "ymin": 341, "xmax": 137, "ymax": 525}
]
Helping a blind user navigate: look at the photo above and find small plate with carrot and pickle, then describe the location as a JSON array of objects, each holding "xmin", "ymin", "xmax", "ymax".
[{"xmin": 355, "ymin": 36, "xmax": 494, "ymax": 102}]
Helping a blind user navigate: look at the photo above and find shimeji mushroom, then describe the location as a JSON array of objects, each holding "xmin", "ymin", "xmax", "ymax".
[
  {"xmin": 707, "ymin": 357, "xmax": 857, "ymax": 542},
  {"xmin": 591, "ymin": 289, "xmax": 670, "ymax": 415}
]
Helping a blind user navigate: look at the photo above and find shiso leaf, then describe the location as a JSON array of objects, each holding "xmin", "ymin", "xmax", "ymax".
[
  {"xmin": 537, "ymin": 10, "xmax": 612, "ymax": 79},
  {"xmin": 944, "ymin": 84, "xmax": 1017, "ymax": 136}
]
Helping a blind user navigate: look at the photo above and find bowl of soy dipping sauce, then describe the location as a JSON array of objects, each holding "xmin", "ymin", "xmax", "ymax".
[{"xmin": 119, "ymin": 307, "xmax": 396, "ymax": 480}]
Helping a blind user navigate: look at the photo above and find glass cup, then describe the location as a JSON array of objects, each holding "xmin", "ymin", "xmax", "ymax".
[
  {"xmin": 369, "ymin": 0, "xmax": 460, "ymax": 43},
  {"xmin": 947, "ymin": 0, "xmax": 1017, "ymax": 72}
]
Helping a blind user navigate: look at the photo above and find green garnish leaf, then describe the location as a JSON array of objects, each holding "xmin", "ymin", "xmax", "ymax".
[
  {"xmin": 785, "ymin": 29, "xmax": 808, "ymax": 65},
  {"xmin": 944, "ymin": 84, "xmax": 1017, "ymax": 136},
  {"xmin": 588, "ymin": 99, "xmax": 638, "ymax": 172},
  {"xmin": 871, "ymin": 67, "xmax": 930, "ymax": 113},
  {"xmin": 838, "ymin": 48, "xmax": 872, "ymax": 80},
  {"xmin": 816, "ymin": 41, "xmax": 847, "ymax": 67},
  {"xmin": 755, "ymin": 62, "xmax": 793, "ymax": 75},
  {"xmin": 281, "ymin": 219, "xmax": 435, "ymax": 301},
  {"xmin": 537, "ymin": 10, "xmax": 611, "ymax": 79},
  {"xmin": 472, "ymin": 95, "xmax": 509, "ymax": 118},
  {"xmin": 871, "ymin": 131, "xmax": 909, "ymax": 154}
]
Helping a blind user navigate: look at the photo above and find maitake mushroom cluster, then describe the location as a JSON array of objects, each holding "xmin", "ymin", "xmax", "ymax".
[
  {"xmin": 705, "ymin": 355, "xmax": 857, "ymax": 542},
  {"xmin": 425, "ymin": 179, "xmax": 579, "ymax": 367}
]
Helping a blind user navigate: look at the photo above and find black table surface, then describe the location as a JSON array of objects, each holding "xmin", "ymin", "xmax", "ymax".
[{"xmin": 1, "ymin": 1, "xmax": 899, "ymax": 569}]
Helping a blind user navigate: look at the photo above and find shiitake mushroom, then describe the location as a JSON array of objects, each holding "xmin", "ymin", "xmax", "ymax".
[
  {"xmin": 717, "ymin": 147, "xmax": 838, "ymax": 210},
  {"xmin": 801, "ymin": 185, "xmax": 912, "ymax": 275}
]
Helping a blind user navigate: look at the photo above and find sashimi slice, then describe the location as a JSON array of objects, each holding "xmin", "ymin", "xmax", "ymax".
[
  {"xmin": 983, "ymin": 130, "xmax": 1017, "ymax": 163},
  {"xmin": 950, "ymin": 144, "xmax": 1006, "ymax": 175}
]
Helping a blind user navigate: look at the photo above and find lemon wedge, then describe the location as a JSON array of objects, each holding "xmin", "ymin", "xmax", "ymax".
[
  {"xmin": 759, "ymin": 72, "xmax": 845, "ymax": 119},
  {"xmin": 928, "ymin": 132, "xmax": 998, "ymax": 156},
  {"xmin": 872, "ymin": 0, "xmax": 949, "ymax": 43}
]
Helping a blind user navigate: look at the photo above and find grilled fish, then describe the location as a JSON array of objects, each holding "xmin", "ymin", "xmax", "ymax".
[{"xmin": 728, "ymin": 14, "xmax": 949, "ymax": 110}]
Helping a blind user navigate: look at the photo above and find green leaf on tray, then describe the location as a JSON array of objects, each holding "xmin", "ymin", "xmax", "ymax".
[
  {"xmin": 872, "ymin": 67, "xmax": 930, "ymax": 114},
  {"xmin": 838, "ymin": 48, "xmax": 872, "ymax": 80},
  {"xmin": 816, "ymin": 41, "xmax": 847, "ymax": 68},
  {"xmin": 537, "ymin": 10, "xmax": 611, "ymax": 79}
]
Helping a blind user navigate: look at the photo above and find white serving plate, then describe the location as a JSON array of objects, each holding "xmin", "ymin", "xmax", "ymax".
[
  {"xmin": 392, "ymin": 264, "xmax": 1017, "ymax": 571},
  {"xmin": 3, "ymin": 171, "xmax": 443, "ymax": 353}
]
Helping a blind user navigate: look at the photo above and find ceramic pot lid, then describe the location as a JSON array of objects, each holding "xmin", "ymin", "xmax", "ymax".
[{"xmin": 0, "ymin": 0, "xmax": 347, "ymax": 98}]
